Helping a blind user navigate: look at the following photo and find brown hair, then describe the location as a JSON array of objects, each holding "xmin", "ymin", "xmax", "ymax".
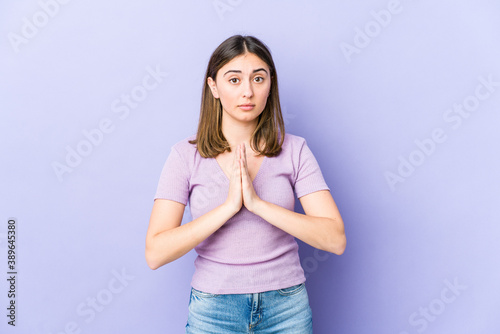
[{"xmin": 189, "ymin": 35, "xmax": 285, "ymax": 158}]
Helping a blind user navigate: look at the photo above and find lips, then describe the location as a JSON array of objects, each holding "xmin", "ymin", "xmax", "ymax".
[{"xmin": 238, "ymin": 104, "xmax": 255, "ymax": 110}]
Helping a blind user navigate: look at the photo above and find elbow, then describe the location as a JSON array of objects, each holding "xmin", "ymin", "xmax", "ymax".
[
  {"xmin": 328, "ymin": 218, "xmax": 346, "ymax": 255},
  {"xmin": 327, "ymin": 233, "xmax": 346, "ymax": 255},
  {"xmin": 145, "ymin": 239, "xmax": 157, "ymax": 270},
  {"xmin": 147, "ymin": 261, "xmax": 160, "ymax": 271},
  {"xmin": 145, "ymin": 243, "xmax": 165, "ymax": 270},
  {"xmin": 145, "ymin": 251, "xmax": 160, "ymax": 270},
  {"xmin": 145, "ymin": 245, "xmax": 174, "ymax": 270},
  {"xmin": 334, "ymin": 237, "xmax": 346, "ymax": 255},
  {"xmin": 147, "ymin": 263, "xmax": 159, "ymax": 270}
]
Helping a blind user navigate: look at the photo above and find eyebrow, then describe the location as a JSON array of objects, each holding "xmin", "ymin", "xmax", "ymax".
[{"xmin": 223, "ymin": 68, "xmax": 268, "ymax": 77}]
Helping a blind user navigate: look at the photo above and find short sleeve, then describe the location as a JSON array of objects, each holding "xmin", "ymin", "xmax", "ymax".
[
  {"xmin": 294, "ymin": 140, "xmax": 330, "ymax": 198},
  {"xmin": 154, "ymin": 146, "xmax": 190, "ymax": 205}
]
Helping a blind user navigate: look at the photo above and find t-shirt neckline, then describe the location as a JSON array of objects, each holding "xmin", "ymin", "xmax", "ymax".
[{"xmin": 211, "ymin": 155, "xmax": 267, "ymax": 185}]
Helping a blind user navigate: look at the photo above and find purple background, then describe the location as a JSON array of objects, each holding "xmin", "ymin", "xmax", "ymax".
[{"xmin": 1, "ymin": 1, "xmax": 499, "ymax": 333}]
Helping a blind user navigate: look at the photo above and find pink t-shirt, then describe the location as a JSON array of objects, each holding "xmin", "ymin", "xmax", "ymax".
[{"xmin": 154, "ymin": 133, "xmax": 329, "ymax": 294}]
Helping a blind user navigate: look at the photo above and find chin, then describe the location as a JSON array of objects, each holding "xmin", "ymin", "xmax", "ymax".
[
  {"xmin": 229, "ymin": 111, "xmax": 261, "ymax": 121},
  {"xmin": 242, "ymin": 111, "xmax": 263, "ymax": 119}
]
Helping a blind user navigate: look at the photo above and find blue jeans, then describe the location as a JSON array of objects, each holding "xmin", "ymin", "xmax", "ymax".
[{"xmin": 185, "ymin": 283, "xmax": 313, "ymax": 333}]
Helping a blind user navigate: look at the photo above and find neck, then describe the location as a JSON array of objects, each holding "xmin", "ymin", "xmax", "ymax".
[{"xmin": 221, "ymin": 115, "xmax": 258, "ymax": 149}]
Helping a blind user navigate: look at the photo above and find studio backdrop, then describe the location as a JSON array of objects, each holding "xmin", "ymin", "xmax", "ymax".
[{"xmin": 1, "ymin": 0, "xmax": 499, "ymax": 333}]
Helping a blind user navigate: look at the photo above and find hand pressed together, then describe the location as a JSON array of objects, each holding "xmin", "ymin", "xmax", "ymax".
[{"xmin": 224, "ymin": 143, "xmax": 262, "ymax": 214}]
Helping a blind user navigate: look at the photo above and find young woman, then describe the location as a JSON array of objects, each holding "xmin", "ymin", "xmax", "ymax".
[{"xmin": 145, "ymin": 35, "xmax": 346, "ymax": 333}]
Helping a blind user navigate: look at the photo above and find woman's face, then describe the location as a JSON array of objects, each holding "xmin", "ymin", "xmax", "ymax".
[{"xmin": 208, "ymin": 52, "xmax": 271, "ymax": 125}]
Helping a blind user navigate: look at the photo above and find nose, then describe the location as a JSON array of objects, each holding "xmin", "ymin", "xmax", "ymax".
[{"xmin": 242, "ymin": 79, "xmax": 254, "ymax": 98}]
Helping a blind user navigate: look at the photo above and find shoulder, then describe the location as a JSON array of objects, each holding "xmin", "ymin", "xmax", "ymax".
[
  {"xmin": 273, "ymin": 133, "xmax": 308, "ymax": 168},
  {"xmin": 282, "ymin": 133, "xmax": 307, "ymax": 153},
  {"xmin": 165, "ymin": 134, "xmax": 200, "ymax": 169},
  {"xmin": 280, "ymin": 133, "xmax": 321, "ymax": 166},
  {"xmin": 170, "ymin": 134, "xmax": 198, "ymax": 154}
]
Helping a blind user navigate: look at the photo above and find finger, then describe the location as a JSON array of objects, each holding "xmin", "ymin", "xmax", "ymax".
[
  {"xmin": 235, "ymin": 145, "xmax": 242, "ymax": 174},
  {"xmin": 237, "ymin": 145, "xmax": 242, "ymax": 176},
  {"xmin": 240, "ymin": 158, "xmax": 249, "ymax": 185},
  {"xmin": 240, "ymin": 145, "xmax": 247, "ymax": 174},
  {"xmin": 237, "ymin": 144, "xmax": 241, "ymax": 163},
  {"xmin": 242, "ymin": 143, "xmax": 248, "ymax": 169}
]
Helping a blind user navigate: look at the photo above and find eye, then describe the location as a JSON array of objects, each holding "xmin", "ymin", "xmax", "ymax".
[
  {"xmin": 254, "ymin": 76, "xmax": 264, "ymax": 83},
  {"xmin": 229, "ymin": 78, "xmax": 240, "ymax": 84}
]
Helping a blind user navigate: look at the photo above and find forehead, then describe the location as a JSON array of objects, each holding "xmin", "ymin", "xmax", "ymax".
[{"xmin": 218, "ymin": 53, "xmax": 269, "ymax": 75}]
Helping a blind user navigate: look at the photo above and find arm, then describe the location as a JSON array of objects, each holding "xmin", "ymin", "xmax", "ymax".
[
  {"xmin": 145, "ymin": 149, "xmax": 243, "ymax": 270},
  {"xmin": 145, "ymin": 199, "xmax": 238, "ymax": 270},
  {"xmin": 250, "ymin": 191, "xmax": 346, "ymax": 255},
  {"xmin": 239, "ymin": 143, "xmax": 346, "ymax": 255}
]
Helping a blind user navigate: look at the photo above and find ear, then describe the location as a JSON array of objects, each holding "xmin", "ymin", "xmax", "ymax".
[{"xmin": 207, "ymin": 77, "xmax": 219, "ymax": 99}]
